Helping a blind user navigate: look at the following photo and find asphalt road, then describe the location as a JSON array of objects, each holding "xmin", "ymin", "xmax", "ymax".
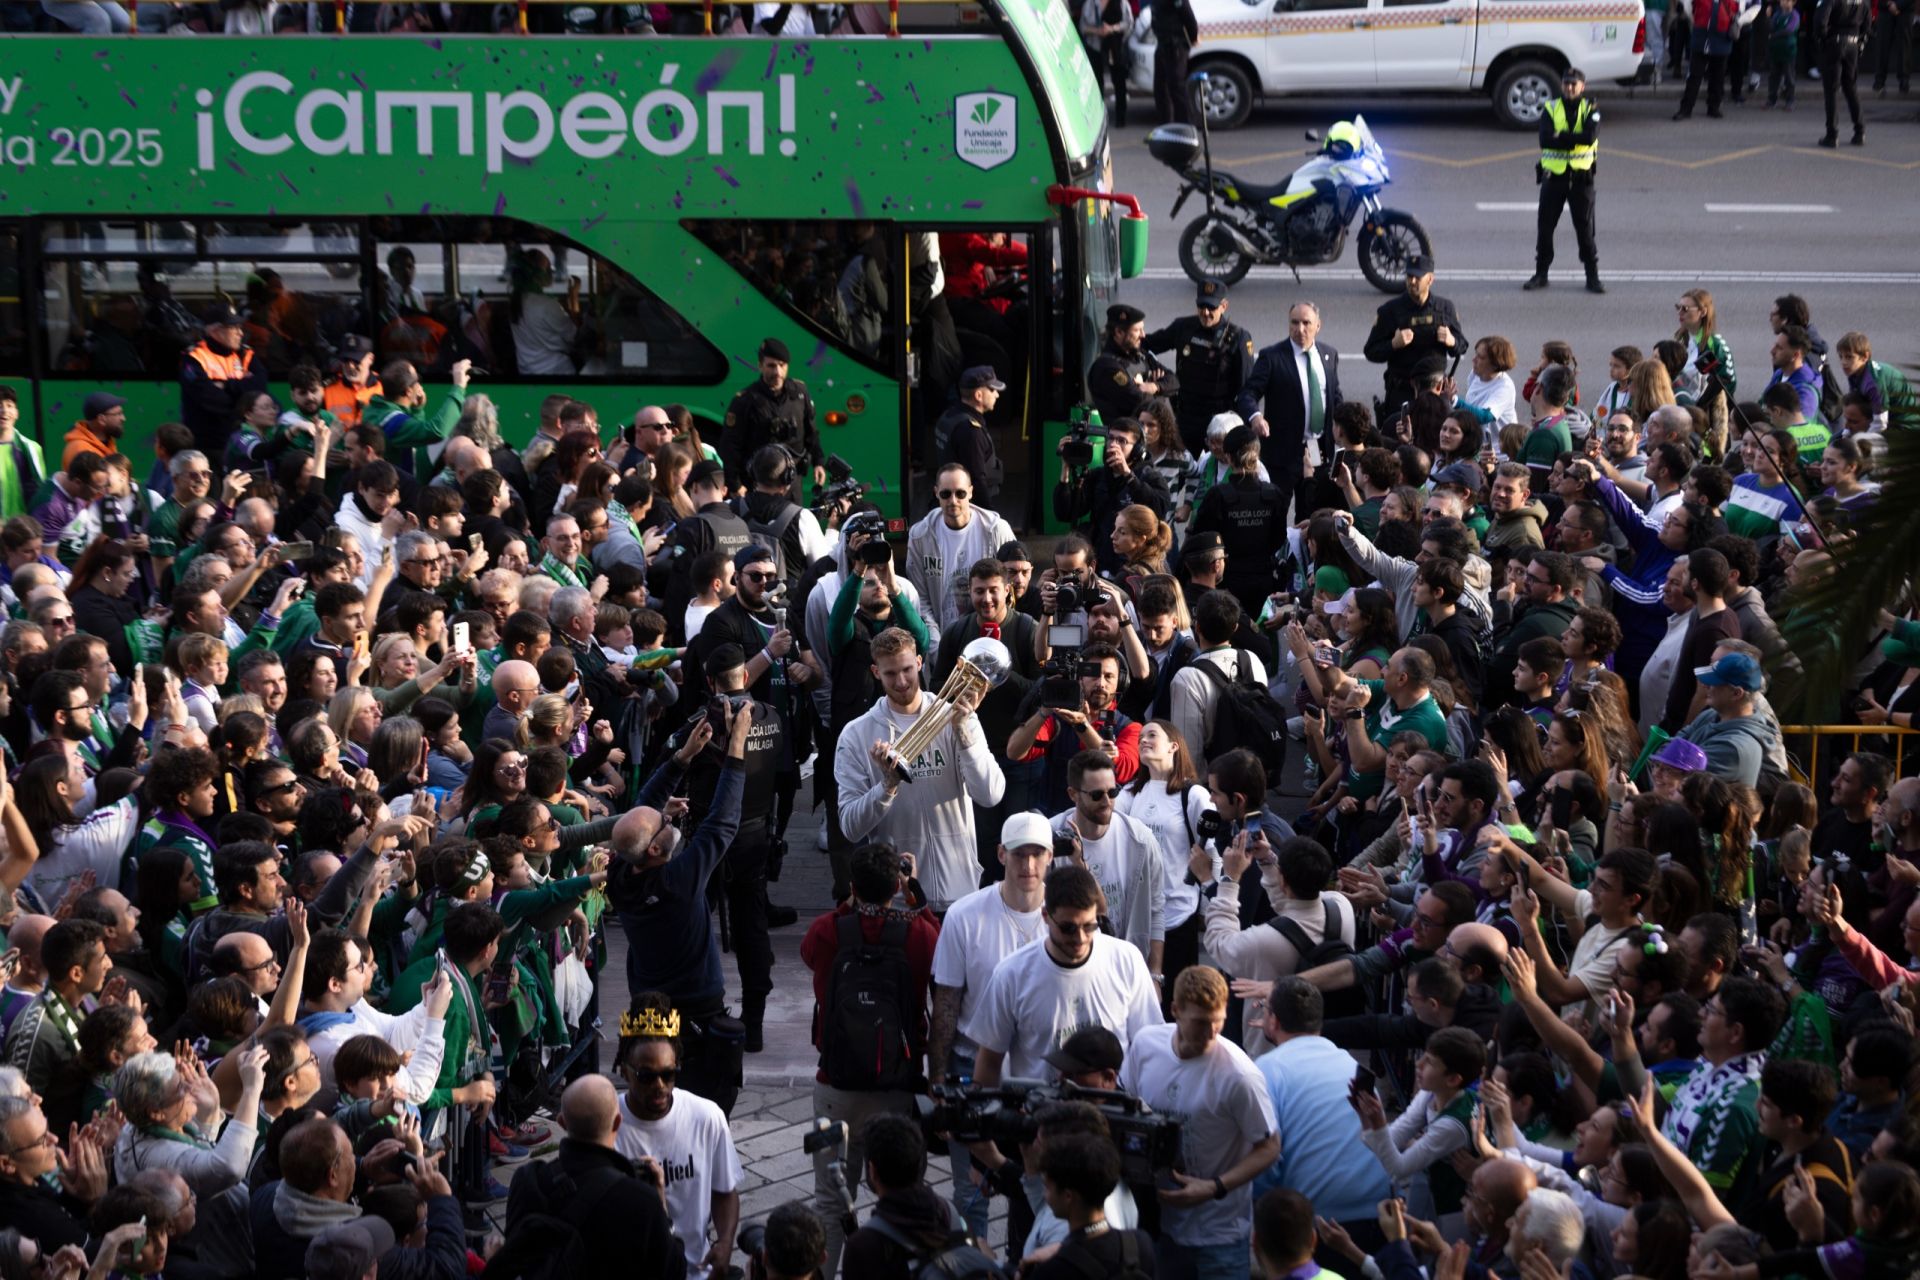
[{"xmin": 1107, "ymin": 82, "xmax": 1920, "ymax": 393}]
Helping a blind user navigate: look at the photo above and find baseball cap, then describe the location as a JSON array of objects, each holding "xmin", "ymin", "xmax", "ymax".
[
  {"xmin": 1694, "ymin": 652, "xmax": 1765, "ymax": 692},
  {"xmin": 1045, "ymin": 1027, "xmax": 1125, "ymax": 1077},
  {"xmin": 1323, "ymin": 588, "xmax": 1359, "ymax": 616},
  {"xmin": 1431, "ymin": 462, "xmax": 1485, "ymax": 495},
  {"xmin": 336, "ymin": 334, "xmax": 374, "ymax": 360},
  {"xmin": 201, "ymin": 302, "xmax": 242, "ymax": 326},
  {"xmin": 1562, "ymin": 66, "xmax": 1587, "ymax": 82},
  {"xmin": 960, "ymin": 366, "xmax": 1007, "ymax": 393},
  {"xmin": 1405, "ymin": 253, "xmax": 1436, "ymax": 276},
  {"xmin": 82, "ymin": 392, "xmax": 125, "ymax": 419},
  {"xmin": 687, "ymin": 459, "xmax": 726, "ymax": 491},
  {"xmin": 1195, "ymin": 281, "xmax": 1230, "ymax": 308},
  {"xmin": 1181, "ymin": 531, "xmax": 1224, "ymax": 561},
  {"xmin": 1001, "ymin": 812, "xmax": 1053, "ymax": 853},
  {"xmin": 306, "ymin": 1219, "xmax": 396, "ymax": 1280},
  {"xmin": 1649, "ymin": 738, "xmax": 1710, "ymax": 774}
]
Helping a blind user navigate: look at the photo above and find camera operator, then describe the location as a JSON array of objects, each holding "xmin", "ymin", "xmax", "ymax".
[
  {"xmin": 1052, "ymin": 415, "xmax": 1170, "ymax": 578},
  {"xmin": 1189, "ymin": 749, "xmax": 1296, "ymax": 932},
  {"xmin": 1051, "ymin": 750, "xmax": 1167, "ymax": 979},
  {"xmin": 1188, "ymin": 424, "xmax": 1289, "ymax": 621},
  {"xmin": 750, "ymin": 1201, "xmax": 827, "ymax": 1280},
  {"xmin": 683, "ymin": 645, "xmax": 784, "ymax": 1054},
  {"xmin": 933, "ymin": 558, "xmax": 1041, "ymax": 879},
  {"xmin": 926, "ymin": 815, "xmax": 1051, "ymax": 1236},
  {"xmin": 1118, "ymin": 966, "xmax": 1279, "ymax": 1278},
  {"xmin": 1007, "ymin": 640, "xmax": 1140, "ymax": 814},
  {"xmin": 500, "ymin": 1075, "xmax": 685, "ymax": 1280},
  {"xmin": 841, "ymin": 1114, "xmax": 988, "ymax": 1280}
]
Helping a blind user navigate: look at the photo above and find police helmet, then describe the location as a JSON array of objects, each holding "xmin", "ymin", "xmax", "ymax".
[{"xmin": 1323, "ymin": 121, "xmax": 1361, "ymax": 161}]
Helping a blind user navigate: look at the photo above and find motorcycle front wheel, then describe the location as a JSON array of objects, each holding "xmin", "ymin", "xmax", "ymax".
[
  {"xmin": 1178, "ymin": 217, "xmax": 1255, "ymax": 288},
  {"xmin": 1357, "ymin": 210, "xmax": 1434, "ymax": 294}
]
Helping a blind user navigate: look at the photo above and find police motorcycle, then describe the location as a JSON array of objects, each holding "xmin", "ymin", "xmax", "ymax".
[{"xmin": 1150, "ymin": 73, "xmax": 1433, "ymax": 293}]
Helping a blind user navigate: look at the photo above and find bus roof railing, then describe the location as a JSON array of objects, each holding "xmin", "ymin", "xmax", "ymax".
[{"xmin": 103, "ymin": 0, "xmax": 986, "ymax": 38}]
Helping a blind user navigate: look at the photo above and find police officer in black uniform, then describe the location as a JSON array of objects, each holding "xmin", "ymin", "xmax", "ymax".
[
  {"xmin": 678, "ymin": 643, "xmax": 785, "ymax": 1054},
  {"xmin": 1361, "ymin": 253, "xmax": 1466, "ymax": 416},
  {"xmin": 1186, "ymin": 424, "xmax": 1289, "ymax": 621},
  {"xmin": 1143, "ymin": 282, "xmax": 1258, "ymax": 453},
  {"xmin": 1087, "ymin": 303, "xmax": 1178, "ymax": 424},
  {"xmin": 720, "ymin": 337, "xmax": 823, "ymax": 495},
  {"xmin": 1818, "ymin": 0, "xmax": 1869, "ymax": 147}
]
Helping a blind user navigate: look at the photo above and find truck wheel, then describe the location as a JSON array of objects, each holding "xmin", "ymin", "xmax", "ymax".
[
  {"xmin": 1358, "ymin": 211, "xmax": 1433, "ymax": 294},
  {"xmin": 1492, "ymin": 60, "xmax": 1560, "ymax": 129},
  {"xmin": 1178, "ymin": 217, "xmax": 1254, "ymax": 287},
  {"xmin": 1192, "ymin": 61, "xmax": 1255, "ymax": 131}
]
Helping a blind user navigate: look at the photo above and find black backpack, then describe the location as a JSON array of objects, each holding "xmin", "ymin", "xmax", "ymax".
[
  {"xmin": 1049, "ymin": 1227, "xmax": 1156, "ymax": 1280},
  {"xmin": 1192, "ymin": 650, "xmax": 1288, "ymax": 776},
  {"xmin": 819, "ymin": 912, "xmax": 918, "ymax": 1091},
  {"xmin": 1815, "ymin": 356, "xmax": 1845, "ymax": 427},
  {"xmin": 861, "ymin": 1215, "xmax": 1003, "ymax": 1280},
  {"xmin": 1268, "ymin": 899, "xmax": 1364, "ymax": 1017},
  {"xmin": 738, "ymin": 496, "xmax": 804, "ymax": 589}
]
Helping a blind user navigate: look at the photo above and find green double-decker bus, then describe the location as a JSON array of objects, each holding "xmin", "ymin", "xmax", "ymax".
[{"xmin": 0, "ymin": 5, "xmax": 1145, "ymax": 525}]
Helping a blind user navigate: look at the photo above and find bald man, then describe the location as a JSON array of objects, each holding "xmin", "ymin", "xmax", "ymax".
[
  {"xmin": 1466, "ymin": 1157, "xmax": 1537, "ymax": 1262},
  {"xmin": 483, "ymin": 659, "xmax": 539, "ymax": 743},
  {"xmin": 501, "ymin": 1075, "xmax": 678, "ymax": 1278},
  {"xmin": 0, "ymin": 916, "xmax": 55, "ymax": 1042},
  {"xmin": 1446, "ymin": 922, "xmax": 1511, "ymax": 987},
  {"xmin": 211, "ymin": 933, "xmax": 280, "ymax": 1007}
]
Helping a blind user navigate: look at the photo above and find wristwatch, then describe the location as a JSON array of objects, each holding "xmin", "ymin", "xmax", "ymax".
[
  {"xmin": 1212, "ymin": 1176, "xmax": 1229, "ymax": 1200},
  {"xmin": 1345, "ymin": 709, "xmax": 1366, "ymax": 721}
]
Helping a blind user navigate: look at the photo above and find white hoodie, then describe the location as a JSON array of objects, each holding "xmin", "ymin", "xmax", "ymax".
[
  {"xmin": 333, "ymin": 491, "xmax": 390, "ymax": 589},
  {"xmin": 833, "ymin": 693, "xmax": 1006, "ymax": 908}
]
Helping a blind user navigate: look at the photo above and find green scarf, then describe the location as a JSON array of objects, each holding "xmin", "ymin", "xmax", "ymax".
[{"xmin": 538, "ymin": 552, "xmax": 586, "ymax": 590}]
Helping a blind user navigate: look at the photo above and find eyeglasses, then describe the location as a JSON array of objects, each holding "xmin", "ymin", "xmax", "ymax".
[
  {"xmin": 740, "ymin": 570, "xmax": 776, "ymax": 583},
  {"xmin": 4, "ymin": 1130, "xmax": 58, "ymax": 1155},
  {"xmin": 497, "ymin": 761, "xmax": 527, "ymax": 774},
  {"xmin": 1414, "ymin": 912, "xmax": 1450, "ymax": 930},
  {"xmin": 46, "ymin": 614, "xmax": 74, "ymax": 626},
  {"xmin": 937, "ymin": 489, "xmax": 971, "ymax": 500},
  {"xmin": 1074, "ymin": 786, "xmax": 1122, "ymax": 800},
  {"xmin": 1053, "ymin": 919, "xmax": 1102, "ymax": 936},
  {"xmin": 236, "ymin": 954, "xmax": 281, "ymax": 975},
  {"xmin": 258, "ymin": 779, "xmax": 300, "ymax": 797},
  {"xmin": 407, "ymin": 557, "xmax": 445, "ymax": 568}
]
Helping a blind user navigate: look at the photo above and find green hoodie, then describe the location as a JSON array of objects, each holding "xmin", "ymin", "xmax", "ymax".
[{"xmin": 361, "ymin": 387, "xmax": 466, "ymax": 480}]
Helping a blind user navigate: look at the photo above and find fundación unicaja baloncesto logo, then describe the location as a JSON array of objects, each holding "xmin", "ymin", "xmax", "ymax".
[{"xmin": 955, "ymin": 92, "xmax": 1018, "ymax": 170}]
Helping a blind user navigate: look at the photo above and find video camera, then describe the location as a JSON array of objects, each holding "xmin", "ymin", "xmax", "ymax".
[
  {"xmin": 1039, "ymin": 617, "xmax": 1092, "ymax": 710},
  {"xmin": 1060, "ymin": 416, "xmax": 1109, "ymax": 470},
  {"xmin": 811, "ymin": 454, "xmax": 866, "ymax": 516},
  {"xmin": 917, "ymin": 1079, "xmax": 1183, "ymax": 1188}
]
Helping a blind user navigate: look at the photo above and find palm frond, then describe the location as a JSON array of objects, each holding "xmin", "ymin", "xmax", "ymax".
[{"xmin": 1777, "ymin": 425, "xmax": 1920, "ymax": 716}]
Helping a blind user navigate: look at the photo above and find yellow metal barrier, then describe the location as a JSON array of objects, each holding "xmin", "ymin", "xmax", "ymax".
[{"xmin": 1779, "ymin": 725, "xmax": 1918, "ymax": 787}]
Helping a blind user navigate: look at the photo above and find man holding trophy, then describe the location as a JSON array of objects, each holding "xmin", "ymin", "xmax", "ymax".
[{"xmin": 834, "ymin": 627, "xmax": 1011, "ymax": 911}]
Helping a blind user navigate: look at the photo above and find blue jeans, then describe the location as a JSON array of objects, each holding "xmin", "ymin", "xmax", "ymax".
[
  {"xmin": 943, "ymin": 1050, "xmax": 991, "ymax": 1237},
  {"xmin": 40, "ymin": 0, "xmax": 129, "ymax": 30},
  {"xmin": 1157, "ymin": 1238, "xmax": 1251, "ymax": 1280}
]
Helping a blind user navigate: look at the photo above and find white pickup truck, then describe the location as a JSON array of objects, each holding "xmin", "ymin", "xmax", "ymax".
[{"xmin": 1129, "ymin": 0, "xmax": 1647, "ymax": 129}]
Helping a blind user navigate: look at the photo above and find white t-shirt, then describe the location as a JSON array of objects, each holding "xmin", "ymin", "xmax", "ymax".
[
  {"xmin": 961, "ymin": 933, "xmax": 1163, "ymax": 1081},
  {"xmin": 615, "ymin": 1090, "xmax": 744, "ymax": 1280},
  {"xmin": 1049, "ymin": 811, "xmax": 1166, "ymax": 957},
  {"xmin": 1118, "ymin": 1024, "xmax": 1277, "ymax": 1246},
  {"xmin": 684, "ymin": 600, "xmax": 719, "ymax": 645},
  {"xmin": 510, "ymin": 293, "xmax": 579, "ymax": 376},
  {"xmin": 1115, "ymin": 781, "xmax": 1211, "ymax": 929},
  {"xmin": 931, "ymin": 885, "xmax": 1046, "ymax": 1051},
  {"xmin": 1561, "ymin": 887, "xmax": 1631, "ymax": 1019}
]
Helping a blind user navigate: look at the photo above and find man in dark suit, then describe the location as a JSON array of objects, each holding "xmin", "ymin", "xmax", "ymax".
[{"xmin": 1234, "ymin": 301, "xmax": 1343, "ymax": 521}]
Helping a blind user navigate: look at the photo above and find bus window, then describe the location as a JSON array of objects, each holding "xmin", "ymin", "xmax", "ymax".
[
  {"xmin": 0, "ymin": 225, "xmax": 26, "ymax": 376},
  {"xmin": 373, "ymin": 232, "xmax": 454, "ymax": 375},
  {"xmin": 683, "ymin": 220, "xmax": 898, "ymax": 372},
  {"xmin": 37, "ymin": 219, "xmax": 360, "ymax": 380}
]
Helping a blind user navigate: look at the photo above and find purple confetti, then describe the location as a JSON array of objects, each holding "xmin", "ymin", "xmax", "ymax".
[
  {"xmin": 961, "ymin": 200, "xmax": 984, "ymax": 209},
  {"xmin": 866, "ymin": 86, "xmax": 885, "ymax": 104},
  {"xmin": 845, "ymin": 182, "xmax": 865, "ymax": 217},
  {"xmin": 351, "ymin": 74, "xmax": 366, "ymax": 91},
  {"xmin": 120, "ymin": 90, "xmax": 136, "ymax": 108},
  {"xmin": 713, "ymin": 165, "xmax": 739, "ymax": 188},
  {"xmin": 494, "ymin": 192, "xmax": 508, "ymax": 217},
  {"xmin": 696, "ymin": 65, "xmax": 726, "ymax": 94},
  {"xmin": 278, "ymin": 172, "xmax": 299, "ymax": 195}
]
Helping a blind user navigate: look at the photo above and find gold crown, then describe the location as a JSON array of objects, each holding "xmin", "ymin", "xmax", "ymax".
[{"xmin": 620, "ymin": 1007, "xmax": 681, "ymax": 1039}]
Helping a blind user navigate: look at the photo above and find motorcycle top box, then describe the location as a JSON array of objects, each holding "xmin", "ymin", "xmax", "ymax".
[{"xmin": 1147, "ymin": 124, "xmax": 1203, "ymax": 171}]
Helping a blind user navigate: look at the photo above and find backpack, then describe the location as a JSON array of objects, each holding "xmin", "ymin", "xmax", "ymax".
[
  {"xmin": 738, "ymin": 496, "xmax": 804, "ymax": 589},
  {"xmin": 1268, "ymin": 898, "xmax": 1364, "ymax": 1017},
  {"xmin": 1049, "ymin": 1227, "xmax": 1157, "ymax": 1280},
  {"xmin": 1815, "ymin": 357, "xmax": 1845, "ymax": 427},
  {"xmin": 1192, "ymin": 650, "xmax": 1288, "ymax": 776},
  {"xmin": 819, "ymin": 912, "xmax": 918, "ymax": 1092},
  {"xmin": 861, "ymin": 1214, "xmax": 1003, "ymax": 1280},
  {"xmin": 481, "ymin": 1159, "xmax": 636, "ymax": 1280}
]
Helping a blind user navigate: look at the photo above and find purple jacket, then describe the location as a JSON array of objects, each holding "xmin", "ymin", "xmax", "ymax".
[{"xmin": 29, "ymin": 478, "xmax": 91, "ymax": 540}]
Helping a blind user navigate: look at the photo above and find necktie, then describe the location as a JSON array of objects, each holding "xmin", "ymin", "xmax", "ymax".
[{"xmin": 1305, "ymin": 348, "xmax": 1325, "ymax": 437}]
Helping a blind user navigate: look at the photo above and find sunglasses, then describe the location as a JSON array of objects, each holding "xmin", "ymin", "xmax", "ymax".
[
  {"xmin": 628, "ymin": 1066, "xmax": 678, "ymax": 1084},
  {"xmin": 937, "ymin": 489, "xmax": 971, "ymax": 500},
  {"xmin": 740, "ymin": 570, "xmax": 776, "ymax": 583},
  {"xmin": 1074, "ymin": 786, "xmax": 1122, "ymax": 800}
]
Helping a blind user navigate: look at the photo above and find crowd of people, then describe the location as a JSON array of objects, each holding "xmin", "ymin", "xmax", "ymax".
[{"xmin": 0, "ymin": 242, "xmax": 1917, "ymax": 1280}]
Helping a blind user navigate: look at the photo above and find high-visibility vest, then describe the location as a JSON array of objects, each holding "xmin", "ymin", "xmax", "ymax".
[
  {"xmin": 185, "ymin": 340, "xmax": 254, "ymax": 381},
  {"xmin": 323, "ymin": 378, "xmax": 381, "ymax": 430},
  {"xmin": 1540, "ymin": 99, "xmax": 1596, "ymax": 175}
]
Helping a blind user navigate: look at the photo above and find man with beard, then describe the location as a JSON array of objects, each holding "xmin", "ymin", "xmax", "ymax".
[
  {"xmin": 1088, "ymin": 304, "xmax": 1178, "ymax": 423},
  {"xmin": 62, "ymin": 393, "xmax": 127, "ymax": 470}
]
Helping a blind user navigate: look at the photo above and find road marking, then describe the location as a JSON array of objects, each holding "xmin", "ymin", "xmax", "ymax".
[
  {"xmin": 1704, "ymin": 202, "xmax": 1834, "ymax": 212},
  {"xmin": 1138, "ymin": 267, "xmax": 1920, "ymax": 284},
  {"xmin": 1474, "ymin": 201, "xmax": 1537, "ymax": 210}
]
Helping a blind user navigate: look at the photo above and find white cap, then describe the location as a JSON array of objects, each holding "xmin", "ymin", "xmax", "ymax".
[
  {"xmin": 1001, "ymin": 812, "xmax": 1054, "ymax": 853},
  {"xmin": 1323, "ymin": 587, "xmax": 1359, "ymax": 616}
]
